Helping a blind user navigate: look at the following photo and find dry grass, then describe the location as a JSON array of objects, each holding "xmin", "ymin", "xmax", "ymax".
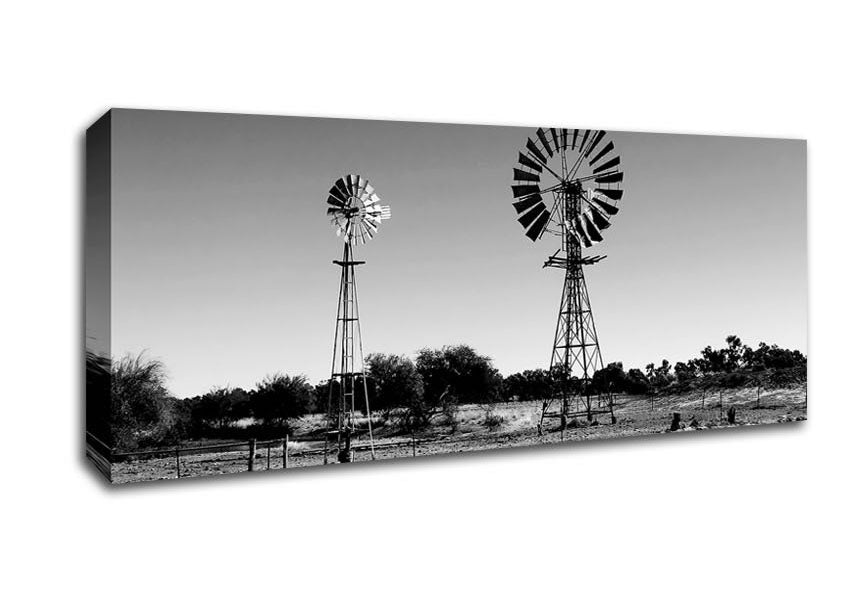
[{"xmin": 111, "ymin": 385, "xmax": 806, "ymax": 484}]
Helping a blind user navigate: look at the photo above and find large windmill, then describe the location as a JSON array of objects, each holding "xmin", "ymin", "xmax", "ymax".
[
  {"xmin": 510, "ymin": 129, "xmax": 624, "ymax": 430},
  {"xmin": 323, "ymin": 174, "xmax": 391, "ymax": 463}
]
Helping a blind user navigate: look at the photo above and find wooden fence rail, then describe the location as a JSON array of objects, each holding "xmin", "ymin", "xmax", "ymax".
[{"xmin": 110, "ymin": 433, "xmax": 430, "ymax": 478}]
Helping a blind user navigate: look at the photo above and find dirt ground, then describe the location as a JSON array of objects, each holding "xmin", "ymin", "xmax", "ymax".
[{"xmin": 111, "ymin": 385, "xmax": 806, "ymax": 484}]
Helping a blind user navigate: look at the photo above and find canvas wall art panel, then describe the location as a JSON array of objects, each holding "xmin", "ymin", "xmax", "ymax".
[{"xmin": 85, "ymin": 109, "xmax": 807, "ymax": 484}]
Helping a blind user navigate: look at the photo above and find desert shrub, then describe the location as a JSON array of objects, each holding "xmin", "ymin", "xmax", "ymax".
[
  {"xmin": 187, "ymin": 386, "xmax": 251, "ymax": 432},
  {"xmin": 111, "ymin": 353, "xmax": 177, "ymax": 451},
  {"xmin": 365, "ymin": 353, "xmax": 423, "ymax": 414},
  {"xmin": 443, "ymin": 402, "xmax": 460, "ymax": 433},
  {"xmin": 483, "ymin": 409, "xmax": 504, "ymax": 431},
  {"xmin": 252, "ymin": 373, "xmax": 314, "ymax": 431},
  {"xmin": 416, "ymin": 344, "xmax": 502, "ymax": 406},
  {"xmin": 504, "ymin": 368, "xmax": 554, "ymax": 402},
  {"xmin": 623, "ymin": 368, "xmax": 650, "ymax": 394}
]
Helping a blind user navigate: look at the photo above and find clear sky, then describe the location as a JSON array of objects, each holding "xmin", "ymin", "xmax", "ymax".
[{"xmin": 110, "ymin": 109, "xmax": 806, "ymax": 398}]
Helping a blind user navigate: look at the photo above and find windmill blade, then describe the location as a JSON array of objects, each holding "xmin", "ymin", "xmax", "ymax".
[
  {"xmin": 583, "ymin": 130, "xmax": 606, "ymax": 160},
  {"xmin": 334, "ymin": 179, "xmax": 351, "ymax": 199},
  {"xmin": 525, "ymin": 138, "xmax": 548, "ymax": 164},
  {"xmin": 513, "ymin": 168, "xmax": 541, "ymax": 183},
  {"xmin": 513, "ymin": 194, "xmax": 544, "ymax": 214},
  {"xmin": 327, "ymin": 196, "xmax": 346, "ymax": 210},
  {"xmin": 518, "ymin": 152, "xmax": 544, "ymax": 173},
  {"xmin": 582, "ymin": 213, "xmax": 604, "ymax": 243},
  {"xmin": 380, "ymin": 206, "xmax": 391, "ymax": 220},
  {"xmin": 565, "ymin": 220, "xmax": 583, "ymax": 244},
  {"xmin": 361, "ymin": 217, "xmax": 378, "ymax": 234},
  {"xmin": 594, "ymin": 188, "xmax": 624, "ymax": 201},
  {"xmin": 512, "ymin": 184, "xmax": 540, "ymax": 198},
  {"xmin": 525, "ymin": 209, "xmax": 550, "ymax": 241},
  {"xmin": 589, "ymin": 141, "xmax": 615, "ymax": 166},
  {"xmin": 551, "ymin": 127, "xmax": 561, "ymax": 152},
  {"xmin": 587, "ymin": 195, "xmax": 620, "ymax": 216},
  {"xmin": 327, "ymin": 191, "xmax": 346, "ymax": 206},
  {"xmin": 579, "ymin": 129, "xmax": 592, "ymax": 152},
  {"xmin": 536, "ymin": 128, "xmax": 554, "ymax": 157},
  {"xmin": 365, "ymin": 192, "xmax": 381, "ymax": 208},
  {"xmin": 571, "ymin": 128, "xmax": 579, "ymax": 150},
  {"xmin": 353, "ymin": 176, "xmax": 365, "ymax": 198},
  {"xmin": 573, "ymin": 218, "xmax": 593, "ymax": 247},
  {"xmin": 588, "ymin": 206, "xmax": 612, "ymax": 230},
  {"xmin": 592, "ymin": 156, "xmax": 620, "ymax": 174},
  {"xmin": 329, "ymin": 186, "xmax": 348, "ymax": 204},
  {"xmin": 518, "ymin": 202, "xmax": 546, "ymax": 228},
  {"xmin": 559, "ymin": 129, "xmax": 569, "ymax": 151},
  {"xmin": 595, "ymin": 171, "xmax": 624, "ymax": 184}
]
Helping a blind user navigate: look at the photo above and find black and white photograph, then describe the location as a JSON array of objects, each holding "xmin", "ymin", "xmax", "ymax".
[
  {"xmin": 4, "ymin": 3, "xmax": 845, "ymax": 598},
  {"xmin": 86, "ymin": 110, "xmax": 807, "ymax": 484}
]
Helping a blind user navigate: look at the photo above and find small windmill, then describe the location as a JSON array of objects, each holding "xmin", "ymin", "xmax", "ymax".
[
  {"xmin": 324, "ymin": 174, "xmax": 391, "ymax": 463},
  {"xmin": 510, "ymin": 129, "xmax": 624, "ymax": 430}
]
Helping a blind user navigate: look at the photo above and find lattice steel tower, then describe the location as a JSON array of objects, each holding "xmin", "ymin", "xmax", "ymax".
[
  {"xmin": 509, "ymin": 129, "xmax": 625, "ymax": 431},
  {"xmin": 323, "ymin": 174, "xmax": 391, "ymax": 464}
]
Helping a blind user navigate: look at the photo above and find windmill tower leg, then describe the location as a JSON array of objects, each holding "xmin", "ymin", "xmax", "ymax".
[
  {"xmin": 541, "ymin": 184, "xmax": 610, "ymax": 432},
  {"xmin": 324, "ymin": 242, "xmax": 377, "ymax": 464}
]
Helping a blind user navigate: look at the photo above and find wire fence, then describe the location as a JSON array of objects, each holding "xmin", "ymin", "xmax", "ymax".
[
  {"xmin": 106, "ymin": 434, "xmax": 430, "ymax": 481},
  {"xmin": 95, "ymin": 379, "xmax": 806, "ymax": 483}
]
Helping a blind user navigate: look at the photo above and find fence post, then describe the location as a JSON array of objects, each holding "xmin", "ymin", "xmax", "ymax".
[
  {"xmin": 266, "ymin": 442, "xmax": 271, "ymax": 470},
  {"xmin": 175, "ymin": 447, "xmax": 181, "ymax": 479},
  {"xmin": 248, "ymin": 439, "xmax": 256, "ymax": 472},
  {"xmin": 283, "ymin": 435, "xmax": 288, "ymax": 469}
]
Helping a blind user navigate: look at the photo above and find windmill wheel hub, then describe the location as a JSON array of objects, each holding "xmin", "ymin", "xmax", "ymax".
[{"xmin": 564, "ymin": 181, "xmax": 583, "ymax": 195}]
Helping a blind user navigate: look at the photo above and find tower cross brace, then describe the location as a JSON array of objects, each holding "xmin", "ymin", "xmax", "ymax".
[
  {"xmin": 540, "ymin": 182, "xmax": 615, "ymax": 430},
  {"xmin": 323, "ymin": 241, "xmax": 376, "ymax": 464}
]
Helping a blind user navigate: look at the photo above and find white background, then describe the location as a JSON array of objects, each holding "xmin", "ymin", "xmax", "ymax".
[{"xmin": 1, "ymin": 2, "xmax": 845, "ymax": 597}]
